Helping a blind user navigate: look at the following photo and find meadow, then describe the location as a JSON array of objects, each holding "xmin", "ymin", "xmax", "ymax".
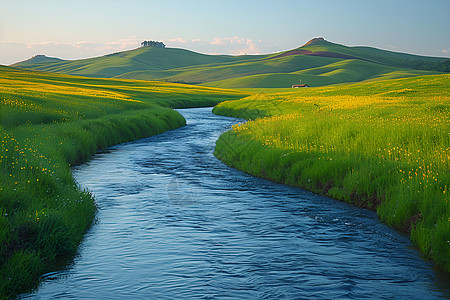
[
  {"xmin": 213, "ymin": 74, "xmax": 449, "ymax": 272},
  {"xmin": 0, "ymin": 66, "xmax": 247, "ymax": 298}
]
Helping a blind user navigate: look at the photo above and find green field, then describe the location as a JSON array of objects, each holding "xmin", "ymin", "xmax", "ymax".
[
  {"xmin": 13, "ymin": 38, "xmax": 448, "ymax": 88},
  {"xmin": 3, "ymin": 37, "xmax": 450, "ymax": 296},
  {"xmin": 0, "ymin": 65, "xmax": 247, "ymax": 297},
  {"xmin": 213, "ymin": 74, "xmax": 450, "ymax": 272}
]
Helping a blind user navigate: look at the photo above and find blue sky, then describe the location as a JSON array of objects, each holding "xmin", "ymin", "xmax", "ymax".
[{"xmin": 1, "ymin": 0, "xmax": 449, "ymax": 65}]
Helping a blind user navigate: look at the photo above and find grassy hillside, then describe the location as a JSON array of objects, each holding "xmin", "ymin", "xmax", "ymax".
[
  {"xmin": 122, "ymin": 55, "xmax": 341, "ymax": 83},
  {"xmin": 213, "ymin": 74, "xmax": 450, "ymax": 272},
  {"xmin": 18, "ymin": 55, "xmax": 64, "ymax": 65},
  {"xmin": 13, "ymin": 47, "xmax": 267, "ymax": 79},
  {"xmin": 295, "ymin": 37, "xmax": 449, "ymax": 70},
  {"xmin": 0, "ymin": 66, "xmax": 247, "ymax": 298},
  {"xmin": 201, "ymin": 59, "xmax": 435, "ymax": 88},
  {"xmin": 12, "ymin": 38, "xmax": 447, "ymax": 88}
]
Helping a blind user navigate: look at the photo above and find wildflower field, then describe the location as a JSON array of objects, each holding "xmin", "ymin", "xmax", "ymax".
[
  {"xmin": 0, "ymin": 66, "xmax": 247, "ymax": 297},
  {"xmin": 213, "ymin": 74, "xmax": 449, "ymax": 272}
]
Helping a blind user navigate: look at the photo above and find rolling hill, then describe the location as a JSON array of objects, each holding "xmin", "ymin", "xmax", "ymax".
[{"xmin": 12, "ymin": 38, "xmax": 449, "ymax": 88}]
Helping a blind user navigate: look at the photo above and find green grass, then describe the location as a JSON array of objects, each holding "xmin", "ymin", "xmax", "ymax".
[
  {"xmin": 0, "ymin": 66, "xmax": 247, "ymax": 298},
  {"xmin": 12, "ymin": 39, "xmax": 447, "ymax": 88},
  {"xmin": 213, "ymin": 74, "xmax": 450, "ymax": 273}
]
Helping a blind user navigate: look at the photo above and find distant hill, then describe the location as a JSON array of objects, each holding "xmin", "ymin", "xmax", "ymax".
[
  {"xmin": 15, "ymin": 54, "xmax": 64, "ymax": 65},
  {"xmin": 12, "ymin": 38, "xmax": 449, "ymax": 88}
]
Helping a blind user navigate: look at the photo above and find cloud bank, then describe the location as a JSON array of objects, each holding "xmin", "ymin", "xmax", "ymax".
[{"xmin": 165, "ymin": 36, "xmax": 277, "ymax": 55}]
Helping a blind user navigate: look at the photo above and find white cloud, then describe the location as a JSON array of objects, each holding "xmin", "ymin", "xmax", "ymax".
[
  {"xmin": 210, "ymin": 37, "xmax": 246, "ymax": 46},
  {"xmin": 207, "ymin": 36, "xmax": 262, "ymax": 55},
  {"xmin": 164, "ymin": 36, "xmax": 271, "ymax": 55},
  {"xmin": 167, "ymin": 37, "xmax": 187, "ymax": 44},
  {"xmin": 210, "ymin": 37, "xmax": 225, "ymax": 45},
  {"xmin": 233, "ymin": 39, "xmax": 261, "ymax": 55}
]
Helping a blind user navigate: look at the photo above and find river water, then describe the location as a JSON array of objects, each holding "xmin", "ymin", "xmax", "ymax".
[{"xmin": 23, "ymin": 108, "xmax": 449, "ymax": 299}]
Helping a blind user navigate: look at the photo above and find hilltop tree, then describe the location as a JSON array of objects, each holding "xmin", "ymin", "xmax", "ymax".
[{"xmin": 141, "ymin": 40, "xmax": 166, "ymax": 48}]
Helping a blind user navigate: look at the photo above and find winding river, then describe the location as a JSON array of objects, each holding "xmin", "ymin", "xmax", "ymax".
[{"xmin": 23, "ymin": 108, "xmax": 449, "ymax": 299}]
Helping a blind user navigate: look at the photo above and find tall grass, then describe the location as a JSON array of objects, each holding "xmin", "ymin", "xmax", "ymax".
[
  {"xmin": 213, "ymin": 74, "xmax": 449, "ymax": 272},
  {"xmin": 0, "ymin": 67, "xmax": 247, "ymax": 298}
]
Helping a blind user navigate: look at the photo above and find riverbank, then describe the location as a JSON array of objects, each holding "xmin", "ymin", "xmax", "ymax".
[
  {"xmin": 0, "ymin": 66, "xmax": 248, "ymax": 298},
  {"xmin": 213, "ymin": 74, "xmax": 449, "ymax": 273}
]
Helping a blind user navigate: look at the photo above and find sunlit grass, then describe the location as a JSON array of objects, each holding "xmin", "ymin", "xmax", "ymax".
[
  {"xmin": 213, "ymin": 74, "xmax": 450, "ymax": 272},
  {"xmin": 0, "ymin": 66, "xmax": 247, "ymax": 298}
]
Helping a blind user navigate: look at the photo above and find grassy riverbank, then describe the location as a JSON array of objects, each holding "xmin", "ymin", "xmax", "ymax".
[
  {"xmin": 0, "ymin": 66, "xmax": 247, "ymax": 298},
  {"xmin": 213, "ymin": 74, "xmax": 449, "ymax": 272}
]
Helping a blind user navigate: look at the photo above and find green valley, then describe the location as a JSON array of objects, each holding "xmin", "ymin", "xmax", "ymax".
[
  {"xmin": 3, "ymin": 37, "xmax": 450, "ymax": 297},
  {"xmin": 12, "ymin": 38, "xmax": 448, "ymax": 89}
]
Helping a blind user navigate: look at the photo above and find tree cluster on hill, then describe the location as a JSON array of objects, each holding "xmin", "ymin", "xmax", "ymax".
[{"xmin": 141, "ymin": 40, "xmax": 166, "ymax": 48}]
